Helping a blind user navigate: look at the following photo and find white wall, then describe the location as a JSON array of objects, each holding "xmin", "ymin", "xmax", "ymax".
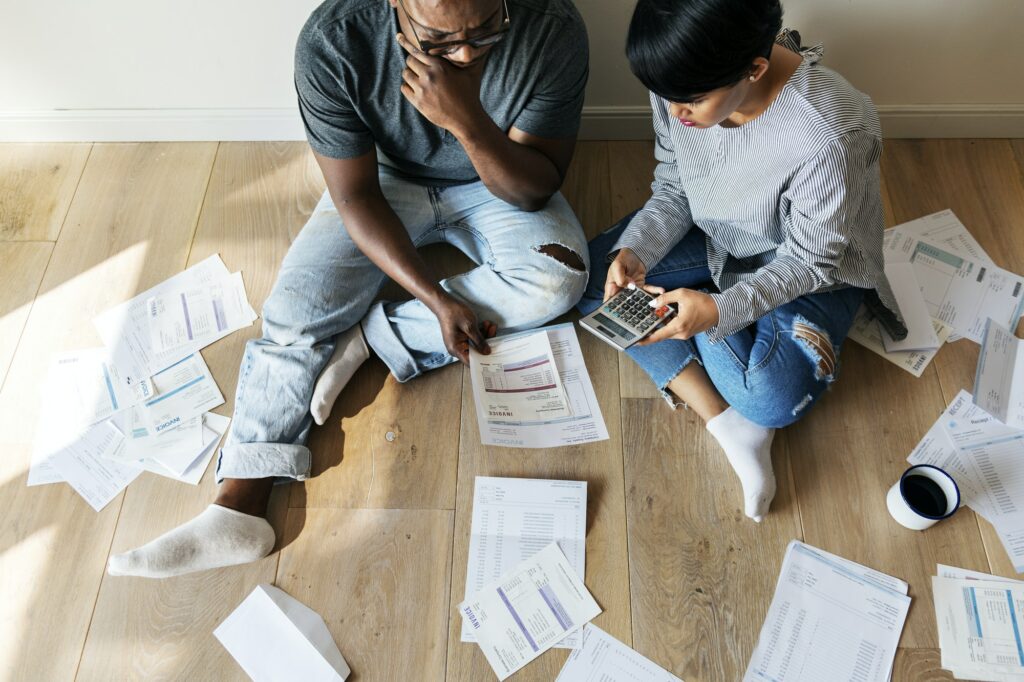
[{"xmin": 2, "ymin": 0, "xmax": 1022, "ymax": 140}]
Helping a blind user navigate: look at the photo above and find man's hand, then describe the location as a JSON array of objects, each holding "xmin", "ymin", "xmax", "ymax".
[
  {"xmin": 636, "ymin": 287, "xmax": 720, "ymax": 344},
  {"xmin": 397, "ymin": 34, "xmax": 486, "ymax": 135},
  {"xmin": 604, "ymin": 248, "xmax": 647, "ymax": 301},
  {"xmin": 434, "ymin": 295, "xmax": 497, "ymax": 364}
]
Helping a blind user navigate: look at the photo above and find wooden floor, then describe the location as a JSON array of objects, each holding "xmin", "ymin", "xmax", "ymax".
[{"xmin": 1, "ymin": 139, "xmax": 1023, "ymax": 681}]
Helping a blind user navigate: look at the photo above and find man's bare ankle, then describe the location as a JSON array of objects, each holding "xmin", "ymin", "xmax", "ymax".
[{"xmin": 214, "ymin": 477, "xmax": 275, "ymax": 517}]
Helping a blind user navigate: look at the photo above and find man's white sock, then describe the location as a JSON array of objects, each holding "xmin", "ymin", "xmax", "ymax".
[
  {"xmin": 310, "ymin": 324, "xmax": 370, "ymax": 426},
  {"xmin": 107, "ymin": 505, "xmax": 275, "ymax": 579},
  {"xmin": 705, "ymin": 407, "xmax": 777, "ymax": 522}
]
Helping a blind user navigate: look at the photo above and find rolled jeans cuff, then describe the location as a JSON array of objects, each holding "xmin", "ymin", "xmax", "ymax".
[
  {"xmin": 362, "ymin": 302, "xmax": 419, "ymax": 383},
  {"xmin": 216, "ymin": 442, "xmax": 312, "ymax": 484}
]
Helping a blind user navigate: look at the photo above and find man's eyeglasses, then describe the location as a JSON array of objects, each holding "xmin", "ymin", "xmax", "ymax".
[{"xmin": 398, "ymin": 0, "xmax": 510, "ymax": 56}]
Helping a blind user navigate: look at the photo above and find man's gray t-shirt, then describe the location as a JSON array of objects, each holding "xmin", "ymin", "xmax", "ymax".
[{"xmin": 295, "ymin": 0, "xmax": 589, "ymax": 184}]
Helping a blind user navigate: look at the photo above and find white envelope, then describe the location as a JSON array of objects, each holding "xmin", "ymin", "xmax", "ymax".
[
  {"xmin": 215, "ymin": 584, "xmax": 350, "ymax": 682},
  {"xmin": 880, "ymin": 262, "xmax": 940, "ymax": 352}
]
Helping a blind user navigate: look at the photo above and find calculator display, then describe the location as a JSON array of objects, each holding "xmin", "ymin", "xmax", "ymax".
[{"xmin": 593, "ymin": 313, "xmax": 633, "ymax": 339}]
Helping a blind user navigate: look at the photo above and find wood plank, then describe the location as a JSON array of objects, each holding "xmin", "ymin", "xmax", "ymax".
[
  {"xmin": 297, "ymin": 359, "xmax": 464, "ymax": 510},
  {"xmin": 1010, "ymin": 139, "xmax": 1024, "ymax": 188},
  {"xmin": 445, "ymin": 325, "xmax": 630, "ymax": 681},
  {"xmin": 0, "ymin": 143, "xmax": 91, "ymax": 241},
  {"xmin": 276, "ymin": 508, "xmax": 454, "ymax": 681},
  {"xmin": 892, "ymin": 648, "xmax": 961, "ymax": 681},
  {"xmin": 0, "ymin": 242, "xmax": 52, "ymax": 388},
  {"xmin": 789, "ymin": 342, "xmax": 991, "ymax": 648},
  {"xmin": 561, "ymin": 140, "xmax": 611, "ymax": 240},
  {"xmin": 76, "ymin": 143, "xmax": 321, "ymax": 680},
  {"xmin": 621, "ymin": 398, "xmax": 802, "ymax": 680},
  {"xmin": 607, "ymin": 141, "xmax": 656, "ymax": 222},
  {"xmin": 607, "ymin": 141, "xmax": 663, "ymax": 400},
  {"xmin": 0, "ymin": 143, "xmax": 217, "ymax": 682}
]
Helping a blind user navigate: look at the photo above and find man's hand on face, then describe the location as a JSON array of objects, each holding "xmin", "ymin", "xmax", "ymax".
[{"xmin": 397, "ymin": 33, "xmax": 486, "ymax": 135}]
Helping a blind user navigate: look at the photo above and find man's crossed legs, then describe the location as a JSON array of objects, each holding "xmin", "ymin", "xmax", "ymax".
[{"xmin": 108, "ymin": 172, "xmax": 589, "ymax": 578}]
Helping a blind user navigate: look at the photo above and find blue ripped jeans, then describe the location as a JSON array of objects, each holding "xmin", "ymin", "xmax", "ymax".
[
  {"xmin": 218, "ymin": 171, "xmax": 589, "ymax": 482},
  {"xmin": 578, "ymin": 214, "xmax": 864, "ymax": 428}
]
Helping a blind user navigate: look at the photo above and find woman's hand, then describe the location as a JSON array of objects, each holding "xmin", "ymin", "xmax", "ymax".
[
  {"xmin": 636, "ymin": 287, "xmax": 720, "ymax": 344},
  {"xmin": 604, "ymin": 248, "xmax": 647, "ymax": 301}
]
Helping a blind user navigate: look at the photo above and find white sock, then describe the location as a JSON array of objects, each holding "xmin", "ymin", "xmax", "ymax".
[
  {"xmin": 705, "ymin": 407, "xmax": 777, "ymax": 522},
  {"xmin": 310, "ymin": 324, "xmax": 370, "ymax": 426},
  {"xmin": 107, "ymin": 504, "xmax": 275, "ymax": 579}
]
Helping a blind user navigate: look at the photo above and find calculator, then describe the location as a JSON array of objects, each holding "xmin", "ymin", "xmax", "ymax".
[{"xmin": 579, "ymin": 284, "xmax": 676, "ymax": 350}]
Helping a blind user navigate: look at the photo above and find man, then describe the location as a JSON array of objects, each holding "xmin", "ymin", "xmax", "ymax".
[{"xmin": 108, "ymin": 0, "xmax": 590, "ymax": 578}]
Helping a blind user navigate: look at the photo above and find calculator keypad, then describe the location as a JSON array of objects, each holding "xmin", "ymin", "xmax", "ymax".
[{"xmin": 601, "ymin": 288, "xmax": 670, "ymax": 335}]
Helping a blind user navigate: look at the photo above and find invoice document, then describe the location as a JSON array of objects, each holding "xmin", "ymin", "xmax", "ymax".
[
  {"xmin": 944, "ymin": 413, "xmax": 1024, "ymax": 572},
  {"xmin": 555, "ymin": 624, "xmax": 682, "ymax": 682},
  {"xmin": 470, "ymin": 324, "xmax": 609, "ymax": 448},
  {"xmin": 47, "ymin": 420, "xmax": 139, "ymax": 511},
  {"xmin": 139, "ymin": 353, "xmax": 224, "ymax": 434},
  {"xmin": 135, "ymin": 413, "xmax": 230, "ymax": 485},
  {"xmin": 889, "ymin": 209, "xmax": 993, "ymax": 266},
  {"xmin": 471, "ymin": 330, "xmax": 573, "ymax": 424},
  {"xmin": 106, "ymin": 408, "xmax": 204, "ymax": 465},
  {"xmin": 934, "ymin": 574, "xmax": 1024, "ymax": 680},
  {"xmin": 147, "ymin": 271, "xmax": 252, "ymax": 354},
  {"xmin": 94, "ymin": 254, "xmax": 257, "ymax": 387},
  {"xmin": 882, "ymin": 229, "xmax": 1024, "ymax": 344},
  {"xmin": 975, "ymin": 319, "xmax": 1024, "ymax": 428},
  {"xmin": 847, "ymin": 305, "xmax": 949, "ymax": 377},
  {"xmin": 744, "ymin": 541, "xmax": 910, "ymax": 682},
  {"xmin": 462, "ymin": 477, "xmax": 587, "ymax": 649},
  {"xmin": 459, "ymin": 542, "xmax": 602, "ymax": 681},
  {"xmin": 29, "ymin": 349, "xmax": 143, "ymax": 486}
]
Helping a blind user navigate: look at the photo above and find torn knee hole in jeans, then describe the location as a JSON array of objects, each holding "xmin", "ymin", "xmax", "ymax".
[
  {"xmin": 535, "ymin": 243, "xmax": 586, "ymax": 272},
  {"xmin": 793, "ymin": 318, "xmax": 836, "ymax": 381}
]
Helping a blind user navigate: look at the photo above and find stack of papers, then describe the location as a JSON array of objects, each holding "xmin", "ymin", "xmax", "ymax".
[
  {"xmin": 907, "ymin": 390, "xmax": 1024, "ymax": 571},
  {"xmin": 469, "ymin": 324, "xmax": 608, "ymax": 448},
  {"xmin": 215, "ymin": 584, "xmax": 351, "ymax": 681},
  {"xmin": 744, "ymin": 541, "xmax": 910, "ymax": 682},
  {"xmin": 459, "ymin": 542, "xmax": 602, "ymax": 681},
  {"xmin": 555, "ymin": 624, "xmax": 682, "ymax": 681},
  {"xmin": 975, "ymin": 319, "xmax": 1024, "ymax": 429},
  {"xmin": 849, "ymin": 210, "xmax": 1024, "ymax": 376},
  {"xmin": 28, "ymin": 255, "xmax": 254, "ymax": 510},
  {"xmin": 933, "ymin": 564, "xmax": 1024, "ymax": 680},
  {"xmin": 462, "ymin": 477, "xmax": 587, "ymax": 649}
]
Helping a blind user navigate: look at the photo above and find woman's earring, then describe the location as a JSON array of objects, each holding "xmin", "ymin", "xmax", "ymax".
[{"xmin": 749, "ymin": 76, "xmax": 756, "ymax": 81}]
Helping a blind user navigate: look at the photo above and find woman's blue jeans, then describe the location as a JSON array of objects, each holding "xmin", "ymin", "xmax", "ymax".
[{"xmin": 577, "ymin": 214, "xmax": 865, "ymax": 428}]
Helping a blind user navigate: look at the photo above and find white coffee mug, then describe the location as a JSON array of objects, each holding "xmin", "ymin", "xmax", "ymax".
[{"xmin": 886, "ymin": 464, "xmax": 960, "ymax": 530}]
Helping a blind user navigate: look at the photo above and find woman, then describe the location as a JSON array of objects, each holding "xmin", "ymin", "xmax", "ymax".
[{"xmin": 579, "ymin": 0, "xmax": 904, "ymax": 521}]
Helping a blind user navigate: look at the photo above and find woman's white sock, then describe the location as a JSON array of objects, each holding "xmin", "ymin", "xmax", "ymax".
[
  {"xmin": 705, "ymin": 407, "xmax": 777, "ymax": 522},
  {"xmin": 107, "ymin": 505, "xmax": 275, "ymax": 579},
  {"xmin": 310, "ymin": 324, "xmax": 370, "ymax": 426}
]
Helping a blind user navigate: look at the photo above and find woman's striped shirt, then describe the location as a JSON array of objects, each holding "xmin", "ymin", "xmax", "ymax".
[{"xmin": 613, "ymin": 42, "xmax": 904, "ymax": 343}]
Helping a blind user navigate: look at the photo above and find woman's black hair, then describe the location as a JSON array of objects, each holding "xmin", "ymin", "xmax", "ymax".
[{"xmin": 626, "ymin": 0, "xmax": 783, "ymax": 103}]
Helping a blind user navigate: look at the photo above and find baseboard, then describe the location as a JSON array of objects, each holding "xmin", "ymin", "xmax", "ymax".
[
  {"xmin": 1, "ymin": 104, "xmax": 1022, "ymax": 142},
  {"xmin": 0, "ymin": 108, "xmax": 307, "ymax": 142},
  {"xmin": 875, "ymin": 104, "xmax": 1024, "ymax": 138},
  {"xmin": 578, "ymin": 104, "xmax": 1024, "ymax": 140},
  {"xmin": 578, "ymin": 106, "xmax": 653, "ymax": 140}
]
